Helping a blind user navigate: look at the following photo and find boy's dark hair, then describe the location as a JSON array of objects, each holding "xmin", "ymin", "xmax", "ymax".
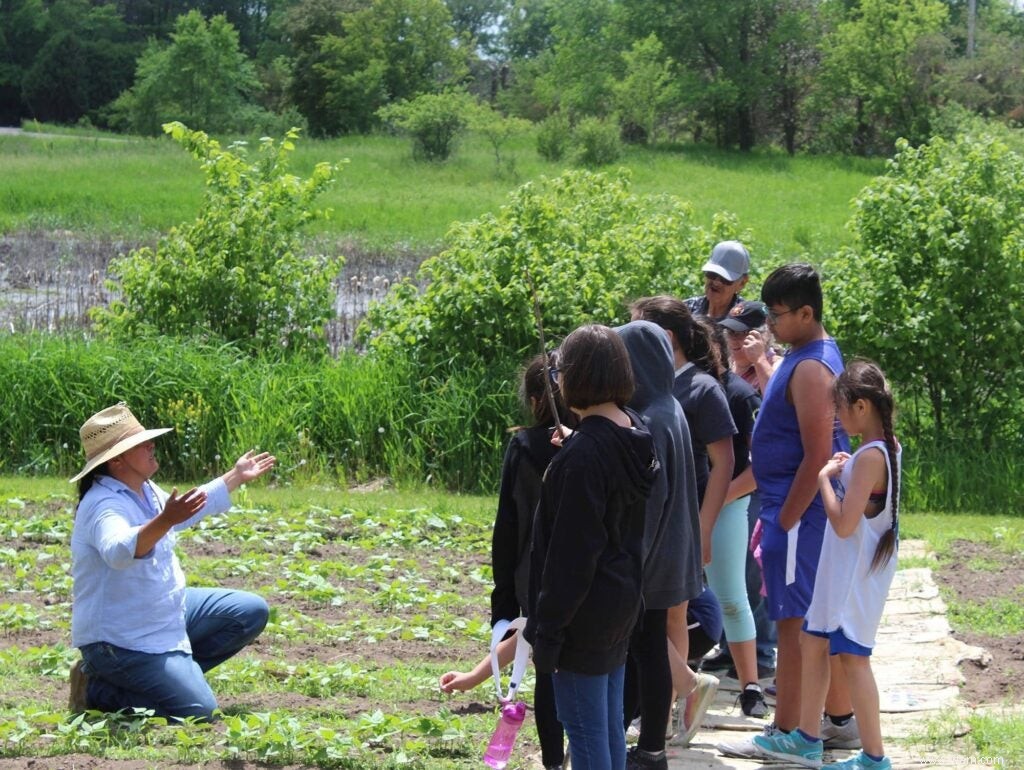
[
  {"xmin": 629, "ymin": 295, "xmax": 724, "ymax": 380},
  {"xmin": 761, "ymin": 263, "xmax": 823, "ymax": 321},
  {"xmin": 558, "ymin": 325, "xmax": 634, "ymax": 410},
  {"xmin": 833, "ymin": 358, "xmax": 899, "ymax": 573}
]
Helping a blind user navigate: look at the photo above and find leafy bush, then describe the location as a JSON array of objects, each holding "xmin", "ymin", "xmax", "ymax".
[
  {"xmin": 358, "ymin": 169, "xmax": 735, "ymax": 373},
  {"xmin": 536, "ymin": 113, "xmax": 571, "ymax": 161},
  {"xmin": 572, "ymin": 116, "xmax": 622, "ymax": 167},
  {"xmin": 377, "ymin": 90, "xmax": 478, "ymax": 161},
  {"xmin": 94, "ymin": 122, "xmax": 340, "ymax": 355},
  {"xmin": 825, "ymin": 132, "xmax": 1024, "ymax": 444}
]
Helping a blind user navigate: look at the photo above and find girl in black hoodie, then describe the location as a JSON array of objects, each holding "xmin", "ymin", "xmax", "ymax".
[
  {"xmin": 439, "ymin": 353, "xmax": 574, "ymax": 769},
  {"xmin": 525, "ymin": 325, "xmax": 659, "ymax": 770}
]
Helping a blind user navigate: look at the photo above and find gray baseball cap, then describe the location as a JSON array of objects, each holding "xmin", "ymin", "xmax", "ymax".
[{"xmin": 702, "ymin": 241, "xmax": 750, "ymax": 282}]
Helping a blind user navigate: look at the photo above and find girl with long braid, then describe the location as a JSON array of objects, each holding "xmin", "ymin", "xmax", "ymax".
[{"xmin": 753, "ymin": 359, "xmax": 901, "ymax": 770}]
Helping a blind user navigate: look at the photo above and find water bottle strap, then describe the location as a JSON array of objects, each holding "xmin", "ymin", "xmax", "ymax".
[{"xmin": 490, "ymin": 616, "xmax": 530, "ymax": 702}]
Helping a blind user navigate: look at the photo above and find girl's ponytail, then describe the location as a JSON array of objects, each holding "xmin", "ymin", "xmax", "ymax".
[
  {"xmin": 869, "ymin": 395, "xmax": 899, "ymax": 574},
  {"xmin": 691, "ymin": 317, "xmax": 726, "ymax": 381},
  {"xmin": 836, "ymin": 358, "xmax": 899, "ymax": 574}
]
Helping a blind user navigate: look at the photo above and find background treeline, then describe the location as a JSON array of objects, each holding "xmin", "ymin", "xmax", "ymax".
[{"xmin": 3, "ymin": 0, "xmax": 1024, "ymax": 155}]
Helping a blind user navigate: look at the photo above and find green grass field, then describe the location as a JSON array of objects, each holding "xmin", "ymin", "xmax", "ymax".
[{"xmin": 0, "ymin": 128, "xmax": 882, "ymax": 257}]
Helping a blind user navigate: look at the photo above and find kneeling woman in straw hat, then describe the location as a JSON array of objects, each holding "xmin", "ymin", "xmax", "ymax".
[{"xmin": 67, "ymin": 402, "xmax": 276, "ymax": 720}]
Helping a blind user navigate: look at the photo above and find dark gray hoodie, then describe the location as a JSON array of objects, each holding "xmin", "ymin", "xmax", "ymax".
[{"xmin": 615, "ymin": 320, "xmax": 703, "ymax": 608}]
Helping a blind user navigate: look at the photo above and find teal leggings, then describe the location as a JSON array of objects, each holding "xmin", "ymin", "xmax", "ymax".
[{"xmin": 705, "ymin": 495, "xmax": 756, "ymax": 643}]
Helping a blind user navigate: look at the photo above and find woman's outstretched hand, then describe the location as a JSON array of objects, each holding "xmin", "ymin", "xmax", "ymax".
[
  {"xmin": 222, "ymin": 450, "xmax": 277, "ymax": 492},
  {"xmin": 162, "ymin": 487, "xmax": 208, "ymax": 525}
]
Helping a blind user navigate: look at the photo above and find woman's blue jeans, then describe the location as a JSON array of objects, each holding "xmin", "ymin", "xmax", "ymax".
[
  {"xmin": 552, "ymin": 664, "xmax": 626, "ymax": 770},
  {"xmin": 80, "ymin": 587, "xmax": 268, "ymax": 720}
]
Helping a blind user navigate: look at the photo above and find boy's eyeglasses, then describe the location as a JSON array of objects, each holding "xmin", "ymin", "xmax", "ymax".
[
  {"xmin": 767, "ymin": 307, "xmax": 798, "ymax": 322},
  {"xmin": 704, "ymin": 272, "xmax": 736, "ymax": 286}
]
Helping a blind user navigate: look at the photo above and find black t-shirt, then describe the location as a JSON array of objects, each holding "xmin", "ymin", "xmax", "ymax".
[
  {"xmin": 722, "ymin": 370, "xmax": 761, "ymax": 480},
  {"xmin": 672, "ymin": 365, "xmax": 737, "ymax": 502}
]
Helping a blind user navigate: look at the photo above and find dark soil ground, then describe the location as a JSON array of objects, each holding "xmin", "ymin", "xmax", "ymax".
[{"xmin": 935, "ymin": 539, "xmax": 1024, "ymax": 706}]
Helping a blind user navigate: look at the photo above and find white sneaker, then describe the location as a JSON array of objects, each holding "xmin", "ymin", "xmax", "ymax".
[
  {"xmin": 821, "ymin": 714, "xmax": 862, "ymax": 750},
  {"xmin": 716, "ymin": 722, "xmax": 784, "ymax": 758}
]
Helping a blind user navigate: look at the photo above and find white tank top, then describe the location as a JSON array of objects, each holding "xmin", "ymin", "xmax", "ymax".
[{"xmin": 804, "ymin": 440, "xmax": 900, "ymax": 648}]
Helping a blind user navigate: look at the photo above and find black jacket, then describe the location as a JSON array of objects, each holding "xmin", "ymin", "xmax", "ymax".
[
  {"xmin": 490, "ymin": 424, "xmax": 558, "ymax": 626},
  {"xmin": 524, "ymin": 409, "xmax": 658, "ymax": 675}
]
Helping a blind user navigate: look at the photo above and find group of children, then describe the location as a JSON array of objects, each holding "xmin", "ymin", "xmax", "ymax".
[{"xmin": 442, "ymin": 262, "xmax": 901, "ymax": 770}]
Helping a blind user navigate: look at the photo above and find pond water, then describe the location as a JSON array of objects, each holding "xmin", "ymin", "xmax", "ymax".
[{"xmin": 0, "ymin": 231, "xmax": 426, "ymax": 353}]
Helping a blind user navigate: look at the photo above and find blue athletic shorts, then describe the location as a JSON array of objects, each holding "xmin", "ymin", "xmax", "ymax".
[
  {"xmin": 759, "ymin": 507, "xmax": 825, "ymax": 621},
  {"xmin": 802, "ymin": 622, "xmax": 873, "ymax": 657}
]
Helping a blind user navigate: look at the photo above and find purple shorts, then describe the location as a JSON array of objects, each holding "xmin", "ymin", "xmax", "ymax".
[{"xmin": 758, "ymin": 507, "xmax": 825, "ymax": 621}]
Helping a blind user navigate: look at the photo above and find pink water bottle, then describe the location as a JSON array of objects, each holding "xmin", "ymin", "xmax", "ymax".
[{"xmin": 483, "ymin": 700, "xmax": 527, "ymax": 769}]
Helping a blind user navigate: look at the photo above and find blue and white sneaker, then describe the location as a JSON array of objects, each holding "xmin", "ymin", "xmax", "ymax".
[
  {"xmin": 752, "ymin": 728, "xmax": 823, "ymax": 769},
  {"xmin": 824, "ymin": 750, "xmax": 892, "ymax": 769}
]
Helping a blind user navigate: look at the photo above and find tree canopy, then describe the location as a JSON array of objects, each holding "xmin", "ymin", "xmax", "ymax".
[{"xmin": 3, "ymin": 0, "xmax": 1024, "ymax": 154}]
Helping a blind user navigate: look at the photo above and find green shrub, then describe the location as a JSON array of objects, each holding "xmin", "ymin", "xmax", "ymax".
[
  {"xmin": 470, "ymin": 104, "xmax": 532, "ymax": 177},
  {"xmin": 825, "ymin": 132, "xmax": 1024, "ymax": 445},
  {"xmin": 536, "ymin": 113, "xmax": 571, "ymax": 161},
  {"xmin": 94, "ymin": 122, "xmax": 340, "ymax": 355},
  {"xmin": 572, "ymin": 116, "xmax": 622, "ymax": 167},
  {"xmin": 377, "ymin": 90, "xmax": 477, "ymax": 161},
  {"xmin": 358, "ymin": 169, "xmax": 736, "ymax": 374}
]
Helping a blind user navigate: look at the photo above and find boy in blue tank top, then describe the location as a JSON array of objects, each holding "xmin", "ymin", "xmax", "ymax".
[{"xmin": 748, "ymin": 265, "xmax": 851, "ymax": 747}]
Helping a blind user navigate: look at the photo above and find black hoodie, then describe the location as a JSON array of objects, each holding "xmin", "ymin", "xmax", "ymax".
[
  {"xmin": 525, "ymin": 408, "xmax": 658, "ymax": 675},
  {"xmin": 490, "ymin": 423, "xmax": 559, "ymax": 626}
]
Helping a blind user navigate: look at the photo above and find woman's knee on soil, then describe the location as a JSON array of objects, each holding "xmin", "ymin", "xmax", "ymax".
[{"xmin": 237, "ymin": 592, "xmax": 270, "ymax": 642}]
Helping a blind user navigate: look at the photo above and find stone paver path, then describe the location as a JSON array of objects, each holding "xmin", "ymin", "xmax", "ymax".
[{"xmin": 664, "ymin": 540, "xmax": 995, "ymax": 769}]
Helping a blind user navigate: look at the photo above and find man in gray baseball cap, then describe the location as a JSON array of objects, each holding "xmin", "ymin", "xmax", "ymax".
[{"xmin": 685, "ymin": 241, "xmax": 751, "ymax": 321}]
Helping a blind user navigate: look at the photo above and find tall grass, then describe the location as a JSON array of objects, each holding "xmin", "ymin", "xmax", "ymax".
[
  {"xmin": 3, "ymin": 333, "xmax": 1023, "ymax": 510},
  {"xmin": 0, "ymin": 334, "xmax": 519, "ymax": 491},
  {"xmin": 900, "ymin": 439, "xmax": 1024, "ymax": 515},
  {"xmin": 0, "ymin": 129, "xmax": 882, "ymax": 256}
]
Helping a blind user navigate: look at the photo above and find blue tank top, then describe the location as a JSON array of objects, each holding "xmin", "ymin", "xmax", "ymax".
[{"xmin": 751, "ymin": 338, "xmax": 850, "ymax": 512}]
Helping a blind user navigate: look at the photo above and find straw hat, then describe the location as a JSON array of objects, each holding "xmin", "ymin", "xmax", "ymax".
[{"xmin": 69, "ymin": 402, "xmax": 172, "ymax": 483}]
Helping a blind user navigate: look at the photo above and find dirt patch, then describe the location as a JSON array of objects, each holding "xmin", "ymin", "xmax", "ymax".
[{"xmin": 934, "ymin": 539, "xmax": 1024, "ymax": 705}]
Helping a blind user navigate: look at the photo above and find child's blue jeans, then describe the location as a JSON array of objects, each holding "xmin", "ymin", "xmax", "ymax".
[
  {"xmin": 552, "ymin": 663, "xmax": 626, "ymax": 770},
  {"xmin": 80, "ymin": 587, "xmax": 268, "ymax": 720}
]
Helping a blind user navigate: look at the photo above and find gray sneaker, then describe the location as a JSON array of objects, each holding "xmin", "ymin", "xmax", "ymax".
[
  {"xmin": 821, "ymin": 714, "xmax": 862, "ymax": 750},
  {"xmin": 716, "ymin": 722, "xmax": 784, "ymax": 758}
]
